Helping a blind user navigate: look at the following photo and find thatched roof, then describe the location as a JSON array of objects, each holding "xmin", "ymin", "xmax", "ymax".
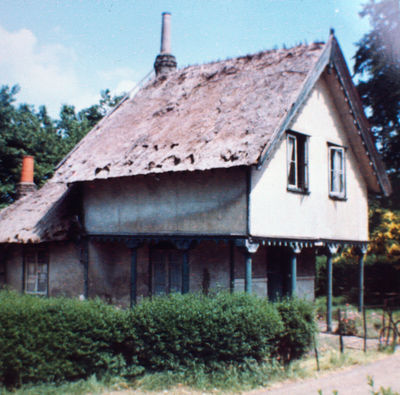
[
  {"xmin": 53, "ymin": 42, "xmax": 326, "ymax": 183},
  {"xmin": 0, "ymin": 182, "xmax": 71, "ymax": 243},
  {"xmin": 0, "ymin": 34, "xmax": 391, "ymax": 243}
]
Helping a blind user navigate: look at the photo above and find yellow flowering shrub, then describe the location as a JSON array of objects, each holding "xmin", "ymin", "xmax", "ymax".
[{"xmin": 369, "ymin": 208, "xmax": 400, "ymax": 262}]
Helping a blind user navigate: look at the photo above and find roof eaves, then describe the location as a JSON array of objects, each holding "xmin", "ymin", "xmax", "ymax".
[{"xmin": 329, "ymin": 37, "xmax": 392, "ymax": 197}]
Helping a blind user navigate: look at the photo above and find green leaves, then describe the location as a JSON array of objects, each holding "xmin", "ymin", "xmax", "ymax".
[
  {"xmin": 0, "ymin": 291, "xmax": 316, "ymax": 388},
  {"xmin": 0, "ymin": 85, "xmax": 123, "ymax": 208},
  {"xmin": 354, "ymin": 0, "xmax": 400, "ymax": 206}
]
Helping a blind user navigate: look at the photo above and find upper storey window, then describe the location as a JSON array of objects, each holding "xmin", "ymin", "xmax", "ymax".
[
  {"xmin": 287, "ymin": 131, "xmax": 309, "ymax": 193},
  {"xmin": 329, "ymin": 145, "xmax": 346, "ymax": 199}
]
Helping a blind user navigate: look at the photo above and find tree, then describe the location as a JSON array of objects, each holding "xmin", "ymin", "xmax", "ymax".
[
  {"xmin": 56, "ymin": 89, "xmax": 124, "ymax": 152},
  {"xmin": 353, "ymin": 0, "xmax": 400, "ymax": 206},
  {"xmin": 0, "ymin": 86, "xmax": 123, "ymax": 208}
]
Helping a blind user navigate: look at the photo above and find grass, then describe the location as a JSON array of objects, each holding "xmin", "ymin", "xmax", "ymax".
[{"xmin": 0, "ymin": 375, "xmax": 127, "ymax": 395}]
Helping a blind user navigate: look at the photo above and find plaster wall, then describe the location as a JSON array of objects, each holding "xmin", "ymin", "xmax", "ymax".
[
  {"xmin": 189, "ymin": 241, "xmax": 230, "ymax": 293},
  {"xmin": 48, "ymin": 242, "xmax": 83, "ymax": 298},
  {"xmin": 84, "ymin": 168, "xmax": 247, "ymax": 236},
  {"xmin": 4, "ymin": 245, "xmax": 23, "ymax": 292},
  {"xmin": 250, "ymin": 78, "xmax": 369, "ymax": 241}
]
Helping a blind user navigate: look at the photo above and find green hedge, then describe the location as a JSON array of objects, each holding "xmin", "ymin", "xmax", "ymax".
[
  {"xmin": 0, "ymin": 291, "xmax": 315, "ymax": 387},
  {"xmin": 131, "ymin": 292, "xmax": 283, "ymax": 370},
  {"xmin": 0, "ymin": 291, "xmax": 141, "ymax": 387},
  {"xmin": 274, "ymin": 298, "xmax": 316, "ymax": 365}
]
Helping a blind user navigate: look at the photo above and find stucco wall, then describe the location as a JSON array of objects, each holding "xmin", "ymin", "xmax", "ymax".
[
  {"xmin": 48, "ymin": 242, "xmax": 83, "ymax": 297},
  {"xmin": 4, "ymin": 245, "xmax": 23, "ymax": 292},
  {"xmin": 250, "ymin": 78, "xmax": 369, "ymax": 241},
  {"xmin": 83, "ymin": 168, "xmax": 247, "ymax": 236}
]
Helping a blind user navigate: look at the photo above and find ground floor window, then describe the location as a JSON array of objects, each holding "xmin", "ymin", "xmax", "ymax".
[
  {"xmin": 24, "ymin": 250, "xmax": 48, "ymax": 295},
  {"xmin": 151, "ymin": 249, "xmax": 183, "ymax": 295}
]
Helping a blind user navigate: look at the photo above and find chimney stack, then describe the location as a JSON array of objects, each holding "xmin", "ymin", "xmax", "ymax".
[
  {"xmin": 17, "ymin": 155, "xmax": 37, "ymax": 199},
  {"xmin": 154, "ymin": 12, "xmax": 177, "ymax": 76}
]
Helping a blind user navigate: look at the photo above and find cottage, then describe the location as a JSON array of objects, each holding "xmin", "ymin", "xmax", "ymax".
[{"xmin": 0, "ymin": 15, "xmax": 391, "ymax": 328}]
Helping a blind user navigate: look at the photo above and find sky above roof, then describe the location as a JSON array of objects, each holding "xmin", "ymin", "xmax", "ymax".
[{"xmin": 0, "ymin": 0, "xmax": 370, "ymax": 118}]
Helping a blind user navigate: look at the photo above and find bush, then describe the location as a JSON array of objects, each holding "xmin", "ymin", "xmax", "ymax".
[
  {"xmin": 130, "ymin": 292, "xmax": 283, "ymax": 370},
  {"xmin": 0, "ymin": 291, "xmax": 317, "ymax": 388},
  {"xmin": 0, "ymin": 290, "xmax": 141, "ymax": 387},
  {"xmin": 274, "ymin": 297, "xmax": 317, "ymax": 365}
]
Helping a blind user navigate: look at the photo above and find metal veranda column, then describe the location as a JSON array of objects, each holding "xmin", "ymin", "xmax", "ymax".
[
  {"xmin": 182, "ymin": 249, "xmax": 190, "ymax": 294},
  {"xmin": 229, "ymin": 240, "xmax": 235, "ymax": 293},
  {"xmin": 126, "ymin": 240, "xmax": 141, "ymax": 307},
  {"xmin": 244, "ymin": 240, "xmax": 259, "ymax": 294},
  {"xmin": 358, "ymin": 245, "xmax": 368, "ymax": 313},
  {"xmin": 175, "ymin": 240, "xmax": 191, "ymax": 294},
  {"xmin": 290, "ymin": 245, "xmax": 302, "ymax": 297},
  {"xmin": 82, "ymin": 238, "xmax": 89, "ymax": 300},
  {"xmin": 326, "ymin": 244, "xmax": 339, "ymax": 333}
]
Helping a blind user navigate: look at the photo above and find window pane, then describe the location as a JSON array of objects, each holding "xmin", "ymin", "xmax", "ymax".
[
  {"xmin": 27, "ymin": 262, "xmax": 36, "ymax": 275},
  {"xmin": 37, "ymin": 272, "xmax": 48, "ymax": 293},
  {"xmin": 288, "ymin": 136, "xmax": 297, "ymax": 186},
  {"xmin": 330, "ymin": 147, "xmax": 345, "ymax": 195},
  {"xmin": 26, "ymin": 275, "xmax": 37, "ymax": 293}
]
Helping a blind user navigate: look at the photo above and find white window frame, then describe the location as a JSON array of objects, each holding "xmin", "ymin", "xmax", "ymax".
[
  {"xmin": 328, "ymin": 145, "xmax": 346, "ymax": 199},
  {"xmin": 24, "ymin": 250, "xmax": 49, "ymax": 295},
  {"xmin": 286, "ymin": 131, "xmax": 309, "ymax": 193}
]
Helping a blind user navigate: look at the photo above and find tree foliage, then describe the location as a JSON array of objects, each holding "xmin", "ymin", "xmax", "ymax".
[
  {"xmin": 0, "ymin": 86, "xmax": 123, "ymax": 208},
  {"xmin": 353, "ymin": 0, "xmax": 400, "ymax": 204}
]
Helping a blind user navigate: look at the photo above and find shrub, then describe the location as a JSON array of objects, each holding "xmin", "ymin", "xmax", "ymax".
[
  {"xmin": 0, "ymin": 290, "xmax": 141, "ymax": 387},
  {"xmin": 0, "ymin": 290, "xmax": 317, "ymax": 388},
  {"xmin": 274, "ymin": 297, "xmax": 317, "ymax": 365},
  {"xmin": 130, "ymin": 292, "xmax": 283, "ymax": 370}
]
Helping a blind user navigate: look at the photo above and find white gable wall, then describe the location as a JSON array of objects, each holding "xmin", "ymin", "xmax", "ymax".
[{"xmin": 250, "ymin": 78, "xmax": 369, "ymax": 241}]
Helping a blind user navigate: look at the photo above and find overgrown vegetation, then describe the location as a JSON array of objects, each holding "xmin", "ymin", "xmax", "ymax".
[{"xmin": 0, "ymin": 291, "xmax": 316, "ymax": 390}]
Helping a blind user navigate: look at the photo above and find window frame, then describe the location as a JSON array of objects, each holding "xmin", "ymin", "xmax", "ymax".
[
  {"xmin": 150, "ymin": 247, "xmax": 183, "ymax": 296},
  {"xmin": 328, "ymin": 144, "xmax": 346, "ymax": 200},
  {"xmin": 24, "ymin": 249, "xmax": 49, "ymax": 296},
  {"xmin": 286, "ymin": 131, "xmax": 309, "ymax": 194}
]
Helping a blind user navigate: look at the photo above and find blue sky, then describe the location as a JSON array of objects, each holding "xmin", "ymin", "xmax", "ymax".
[{"xmin": 0, "ymin": 0, "xmax": 370, "ymax": 118}]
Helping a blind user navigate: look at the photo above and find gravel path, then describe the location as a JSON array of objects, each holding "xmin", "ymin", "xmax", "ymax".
[{"xmin": 250, "ymin": 351, "xmax": 400, "ymax": 395}]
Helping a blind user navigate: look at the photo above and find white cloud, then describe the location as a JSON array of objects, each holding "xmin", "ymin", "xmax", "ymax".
[
  {"xmin": 0, "ymin": 25, "xmax": 84, "ymax": 117},
  {"xmin": 0, "ymin": 24, "xmax": 140, "ymax": 118},
  {"xmin": 98, "ymin": 67, "xmax": 138, "ymax": 96}
]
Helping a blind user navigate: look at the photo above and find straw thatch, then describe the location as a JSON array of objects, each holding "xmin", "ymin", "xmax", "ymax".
[
  {"xmin": 0, "ymin": 182, "xmax": 71, "ymax": 243},
  {"xmin": 53, "ymin": 42, "xmax": 325, "ymax": 183}
]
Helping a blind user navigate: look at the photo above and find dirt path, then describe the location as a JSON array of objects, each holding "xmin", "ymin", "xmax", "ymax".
[{"xmin": 250, "ymin": 352, "xmax": 400, "ymax": 395}]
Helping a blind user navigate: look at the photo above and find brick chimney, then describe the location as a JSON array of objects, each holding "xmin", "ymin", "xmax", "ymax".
[
  {"xmin": 154, "ymin": 12, "xmax": 177, "ymax": 76},
  {"xmin": 17, "ymin": 156, "xmax": 37, "ymax": 199}
]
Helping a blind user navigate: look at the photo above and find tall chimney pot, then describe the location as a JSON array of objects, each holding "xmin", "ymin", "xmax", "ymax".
[
  {"xmin": 154, "ymin": 12, "xmax": 177, "ymax": 76},
  {"xmin": 160, "ymin": 12, "xmax": 172, "ymax": 54},
  {"xmin": 17, "ymin": 155, "xmax": 37, "ymax": 199},
  {"xmin": 20, "ymin": 155, "xmax": 34, "ymax": 183}
]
